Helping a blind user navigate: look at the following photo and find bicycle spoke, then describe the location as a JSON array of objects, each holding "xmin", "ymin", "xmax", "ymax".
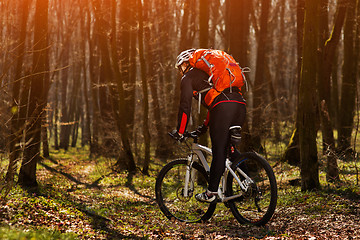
[
  {"xmin": 155, "ymin": 159, "xmax": 216, "ymax": 222},
  {"xmin": 226, "ymin": 153, "xmax": 277, "ymax": 226}
]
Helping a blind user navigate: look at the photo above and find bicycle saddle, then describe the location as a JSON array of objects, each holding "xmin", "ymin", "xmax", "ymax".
[{"xmin": 229, "ymin": 126, "xmax": 242, "ymax": 145}]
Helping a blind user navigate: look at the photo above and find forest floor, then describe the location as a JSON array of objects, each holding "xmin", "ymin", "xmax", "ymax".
[{"xmin": 1, "ymin": 147, "xmax": 360, "ymax": 239}]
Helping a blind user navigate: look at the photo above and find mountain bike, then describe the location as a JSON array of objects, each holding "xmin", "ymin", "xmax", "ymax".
[{"xmin": 155, "ymin": 127, "xmax": 277, "ymax": 225}]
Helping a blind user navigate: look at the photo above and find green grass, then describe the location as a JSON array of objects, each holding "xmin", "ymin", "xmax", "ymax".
[{"xmin": 0, "ymin": 227, "xmax": 78, "ymax": 240}]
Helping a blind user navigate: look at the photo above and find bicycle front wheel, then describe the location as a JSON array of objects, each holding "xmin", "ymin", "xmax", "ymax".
[
  {"xmin": 155, "ymin": 159, "xmax": 216, "ymax": 223},
  {"xmin": 226, "ymin": 152, "xmax": 277, "ymax": 226}
]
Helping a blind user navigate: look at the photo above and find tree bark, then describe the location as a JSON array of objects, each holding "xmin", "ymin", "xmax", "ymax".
[
  {"xmin": 283, "ymin": 0, "xmax": 305, "ymax": 166},
  {"xmin": 318, "ymin": 0, "xmax": 348, "ymax": 181},
  {"xmin": 80, "ymin": 10, "xmax": 92, "ymax": 148},
  {"xmin": 143, "ymin": 0, "xmax": 168, "ymax": 158},
  {"xmin": 59, "ymin": 41, "xmax": 70, "ymax": 150},
  {"xmin": 6, "ymin": 0, "xmax": 30, "ymax": 183},
  {"xmin": 299, "ymin": 0, "xmax": 320, "ymax": 191},
  {"xmin": 138, "ymin": 0, "xmax": 151, "ymax": 175},
  {"xmin": 104, "ymin": 0, "xmax": 136, "ymax": 171},
  {"xmin": 252, "ymin": 0, "xmax": 271, "ymax": 153},
  {"xmin": 198, "ymin": 0, "xmax": 209, "ymax": 146},
  {"xmin": 227, "ymin": 0, "xmax": 252, "ymax": 152},
  {"xmin": 338, "ymin": 0, "xmax": 358, "ymax": 154},
  {"xmin": 85, "ymin": 3, "xmax": 100, "ymax": 155},
  {"xmin": 19, "ymin": 0, "xmax": 49, "ymax": 188},
  {"xmin": 119, "ymin": 0, "xmax": 135, "ymax": 133}
]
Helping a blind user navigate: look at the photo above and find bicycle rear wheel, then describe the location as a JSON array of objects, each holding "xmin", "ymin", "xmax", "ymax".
[
  {"xmin": 226, "ymin": 152, "xmax": 277, "ymax": 226},
  {"xmin": 155, "ymin": 159, "xmax": 216, "ymax": 222}
]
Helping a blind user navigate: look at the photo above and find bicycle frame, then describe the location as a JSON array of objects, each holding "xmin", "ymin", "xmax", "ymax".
[{"xmin": 183, "ymin": 141, "xmax": 254, "ymax": 202}]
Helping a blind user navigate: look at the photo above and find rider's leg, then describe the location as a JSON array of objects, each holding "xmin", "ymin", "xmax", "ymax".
[
  {"xmin": 208, "ymin": 101, "xmax": 246, "ymax": 192},
  {"xmin": 195, "ymin": 93, "xmax": 246, "ymax": 203}
]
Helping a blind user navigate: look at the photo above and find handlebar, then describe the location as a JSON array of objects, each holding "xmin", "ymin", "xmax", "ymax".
[
  {"xmin": 168, "ymin": 130, "xmax": 199, "ymax": 143},
  {"xmin": 184, "ymin": 131, "xmax": 199, "ymax": 140}
]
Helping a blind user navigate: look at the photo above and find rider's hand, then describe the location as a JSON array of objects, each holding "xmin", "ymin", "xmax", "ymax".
[
  {"xmin": 195, "ymin": 124, "xmax": 208, "ymax": 136},
  {"xmin": 169, "ymin": 130, "xmax": 185, "ymax": 142}
]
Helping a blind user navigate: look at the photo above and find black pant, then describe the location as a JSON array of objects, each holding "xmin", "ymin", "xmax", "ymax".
[{"xmin": 208, "ymin": 94, "xmax": 246, "ymax": 192}]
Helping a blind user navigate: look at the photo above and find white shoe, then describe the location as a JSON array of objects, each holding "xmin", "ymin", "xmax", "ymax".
[{"xmin": 195, "ymin": 190, "xmax": 216, "ymax": 203}]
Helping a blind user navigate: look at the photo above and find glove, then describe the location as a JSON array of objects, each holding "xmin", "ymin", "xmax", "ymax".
[
  {"xmin": 169, "ymin": 129, "xmax": 185, "ymax": 142},
  {"xmin": 195, "ymin": 124, "xmax": 208, "ymax": 136}
]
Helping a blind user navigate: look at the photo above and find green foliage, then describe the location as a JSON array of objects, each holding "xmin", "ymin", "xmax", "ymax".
[{"xmin": 0, "ymin": 227, "xmax": 78, "ymax": 240}]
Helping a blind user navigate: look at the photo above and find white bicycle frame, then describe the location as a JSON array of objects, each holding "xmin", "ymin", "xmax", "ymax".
[{"xmin": 183, "ymin": 141, "xmax": 254, "ymax": 203}]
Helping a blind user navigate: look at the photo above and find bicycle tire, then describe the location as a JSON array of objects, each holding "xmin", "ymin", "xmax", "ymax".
[
  {"xmin": 226, "ymin": 152, "xmax": 277, "ymax": 226},
  {"xmin": 155, "ymin": 158, "xmax": 217, "ymax": 223}
]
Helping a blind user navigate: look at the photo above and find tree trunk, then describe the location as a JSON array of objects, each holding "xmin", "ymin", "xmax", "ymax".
[
  {"xmin": 169, "ymin": 0, "xmax": 194, "ymax": 137},
  {"xmin": 138, "ymin": 0, "xmax": 151, "ymax": 175},
  {"xmin": 338, "ymin": 0, "xmax": 358, "ymax": 155},
  {"xmin": 119, "ymin": 0, "xmax": 135, "ymax": 134},
  {"xmin": 199, "ymin": 0, "xmax": 209, "ymax": 146},
  {"xmin": 105, "ymin": 0, "xmax": 136, "ymax": 172},
  {"xmin": 299, "ymin": 0, "xmax": 320, "ymax": 191},
  {"xmin": 199, "ymin": 0, "xmax": 209, "ymax": 48},
  {"xmin": 282, "ymin": 128, "xmax": 300, "ymax": 166},
  {"xmin": 318, "ymin": 0, "xmax": 348, "ymax": 181},
  {"xmin": 227, "ymin": 0, "xmax": 250, "ymax": 67},
  {"xmin": 6, "ymin": 0, "xmax": 30, "ymax": 183},
  {"xmin": 85, "ymin": 4, "xmax": 100, "ymax": 155},
  {"xmin": 143, "ymin": 0, "xmax": 168, "ymax": 158},
  {"xmin": 42, "ymin": 119, "xmax": 49, "ymax": 158},
  {"xmin": 283, "ymin": 0, "xmax": 305, "ymax": 165},
  {"xmin": 169, "ymin": 0, "xmax": 195, "ymax": 133},
  {"xmin": 252, "ymin": 0, "xmax": 271, "ymax": 153},
  {"xmin": 59, "ymin": 43, "xmax": 70, "ymax": 150},
  {"xmin": 209, "ymin": 0, "xmax": 220, "ymax": 47},
  {"xmin": 274, "ymin": 0, "xmax": 288, "ymax": 120},
  {"xmin": 80, "ymin": 9, "xmax": 92, "ymax": 148},
  {"xmin": 227, "ymin": 0, "xmax": 252, "ymax": 152},
  {"xmin": 18, "ymin": 0, "xmax": 49, "ymax": 188},
  {"xmin": 54, "ymin": 72, "xmax": 59, "ymax": 150}
]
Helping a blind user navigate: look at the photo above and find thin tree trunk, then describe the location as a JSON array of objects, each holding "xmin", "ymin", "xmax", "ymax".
[
  {"xmin": 105, "ymin": 0, "xmax": 136, "ymax": 171},
  {"xmin": 209, "ymin": 0, "xmax": 220, "ymax": 47},
  {"xmin": 6, "ymin": 0, "xmax": 30, "ymax": 183},
  {"xmin": 199, "ymin": 0, "xmax": 209, "ymax": 146},
  {"xmin": 318, "ymin": 0, "xmax": 348, "ymax": 181},
  {"xmin": 59, "ymin": 44, "xmax": 70, "ymax": 150},
  {"xmin": 252, "ymin": 0, "xmax": 271, "ymax": 153},
  {"xmin": 138, "ymin": 0, "xmax": 151, "ymax": 175},
  {"xmin": 42, "ymin": 118, "xmax": 49, "ymax": 158},
  {"xmin": 85, "ymin": 4, "xmax": 100, "ymax": 155},
  {"xmin": 143, "ymin": 0, "xmax": 168, "ymax": 158},
  {"xmin": 169, "ymin": 0, "xmax": 194, "ymax": 136},
  {"xmin": 167, "ymin": 0, "xmax": 191, "ymax": 135},
  {"xmin": 54, "ymin": 72, "xmax": 59, "ymax": 150},
  {"xmin": 80, "ymin": 9, "xmax": 92, "ymax": 147},
  {"xmin": 338, "ymin": 0, "xmax": 358, "ymax": 155},
  {"xmin": 283, "ymin": 0, "xmax": 305, "ymax": 165},
  {"xmin": 119, "ymin": 0, "xmax": 135, "ymax": 134},
  {"xmin": 227, "ymin": 0, "xmax": 252, "ymax": 152}
]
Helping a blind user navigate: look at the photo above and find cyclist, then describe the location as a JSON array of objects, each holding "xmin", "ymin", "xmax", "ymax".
[{"xmin": 171, "ymin": 49, "xmax": 247, "ymax": 203}]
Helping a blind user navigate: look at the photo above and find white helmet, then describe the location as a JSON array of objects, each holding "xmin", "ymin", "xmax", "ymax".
[{"xmin": 175, "ymin": 49, "xmax": 195, "ymax": 68}]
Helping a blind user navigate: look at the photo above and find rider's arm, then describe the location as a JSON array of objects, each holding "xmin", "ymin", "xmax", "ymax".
[
  {"xmin": 176, "ymin": 76, "xmax": 193, "ymax": 134},
  {"xmin": 203, "ymin": 111, "xmax": 210, "ymax": 127}
]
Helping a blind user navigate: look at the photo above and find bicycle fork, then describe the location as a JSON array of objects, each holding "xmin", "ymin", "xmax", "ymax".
[{"xmin": 183, "ymin": 154, "xmax": 196, "ymax": 198}]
